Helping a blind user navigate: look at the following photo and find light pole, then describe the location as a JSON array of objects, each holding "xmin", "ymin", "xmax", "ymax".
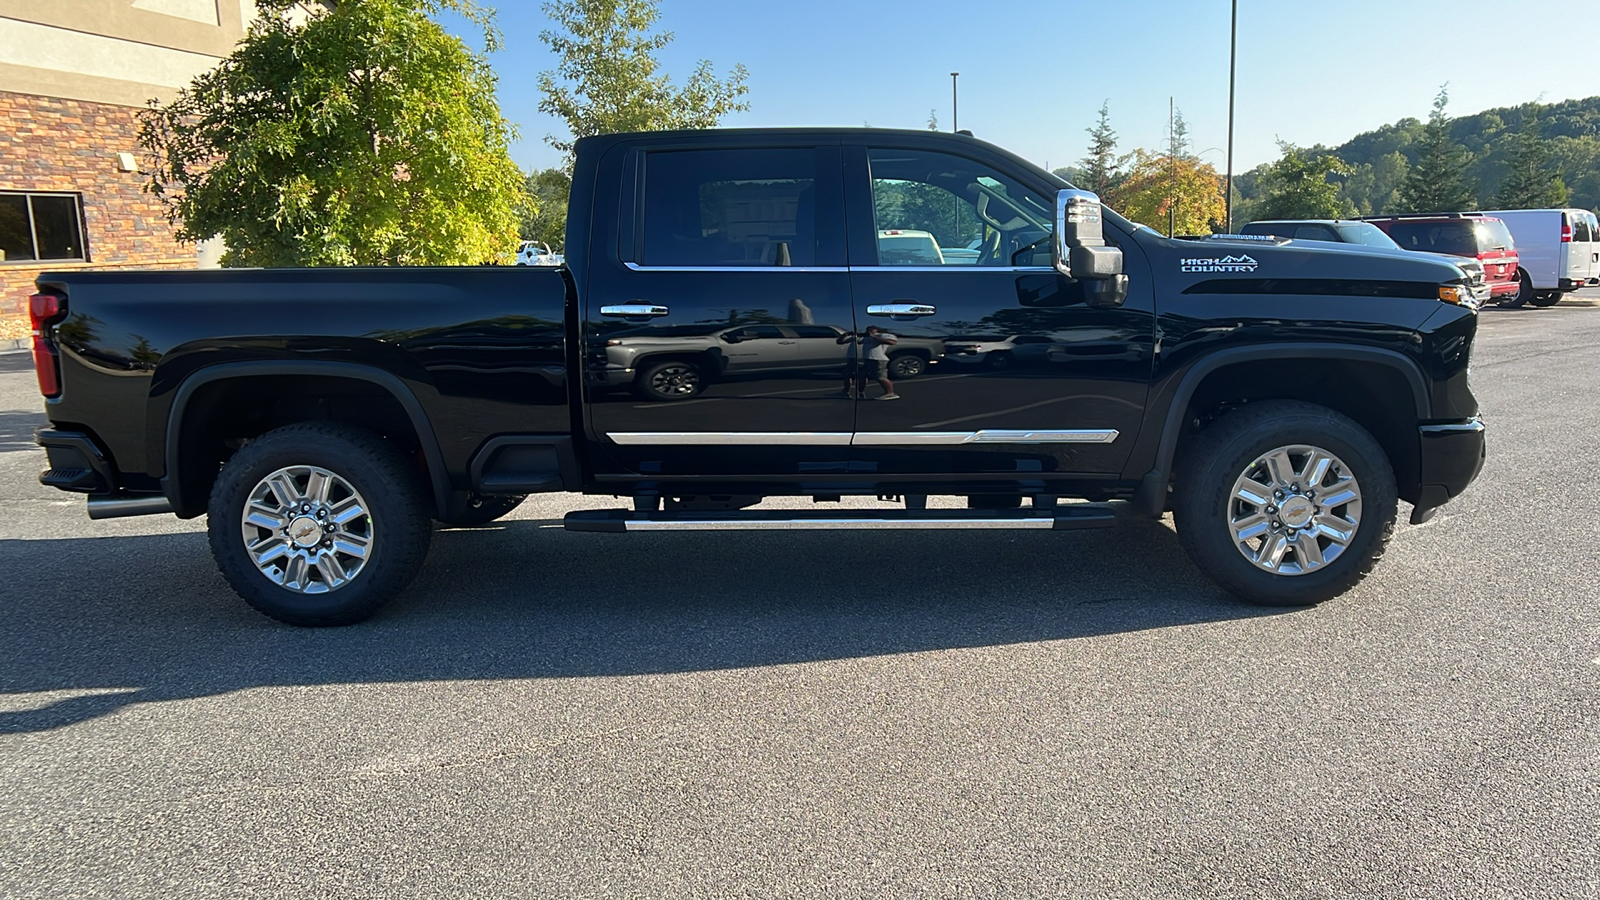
[
  {"xmin": 1225, "ymin": 0, "xmax": 1238, "ymax": 232},
  {"xmin": 950, "ymin": 72, "xmax": 960, "ymax": 132}
]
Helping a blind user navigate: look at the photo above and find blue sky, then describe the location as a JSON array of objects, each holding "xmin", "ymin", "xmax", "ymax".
[{"xmin": 470, "ymin": 0, "xmax": 1600, "ymax": 175}]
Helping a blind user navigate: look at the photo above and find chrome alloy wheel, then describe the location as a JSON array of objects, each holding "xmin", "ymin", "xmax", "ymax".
[
  {"xmin": 240, "ymin": 466, "xmax": 373, "ymax": 593},
  {"xmin": 649, "ymin": 363, "xmax": 700, "ymax": 396},
  {"xmin": 1227, "ymin": 444, "xmax": 1362, "ymax": 576}
]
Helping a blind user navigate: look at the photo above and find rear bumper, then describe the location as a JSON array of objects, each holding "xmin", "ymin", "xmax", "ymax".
[
  {"xmin": 35, "ymin": 428, "xmax": 116, "ymax": 494},
  {"xmin": 1410, "ymin": 418, "xmax": 1485, "ymax": 524}
]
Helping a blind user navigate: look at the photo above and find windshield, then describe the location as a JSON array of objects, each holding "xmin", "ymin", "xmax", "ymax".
[{"xmin": 1334, "ymin": 223, "xmax": 1401, "ymax": 248}]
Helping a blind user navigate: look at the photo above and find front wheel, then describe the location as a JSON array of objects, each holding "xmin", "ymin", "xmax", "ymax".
[
  {"xmin": 1172, "ymin": 400, "xmax": 1397, "ymax": 607},
  {"xmin": 635, "ymin": 359, "xmax": 704, "ymax": 401},
  {"xmin": 207, "ymin": 423, "xmax": 433, "ymax": 626}
]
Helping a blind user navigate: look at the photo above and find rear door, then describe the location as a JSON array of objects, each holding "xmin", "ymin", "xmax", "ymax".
[
  {"xmin": 582, "ymin": 141, "xmax": 855, "ymax": 477},
  {"xmin": 842, "ymin": 143, "xmax": 1154, "ymax": 477}
]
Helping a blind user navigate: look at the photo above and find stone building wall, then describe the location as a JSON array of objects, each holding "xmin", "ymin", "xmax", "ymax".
[{"xmin": 0, "ymin": 91, "xmax": 195, "ymax": 343}]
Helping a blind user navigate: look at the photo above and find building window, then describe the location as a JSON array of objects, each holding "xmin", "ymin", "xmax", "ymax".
[{"xmin": 0, "ymin": 193, "xmax": 87, "ymax": 264}]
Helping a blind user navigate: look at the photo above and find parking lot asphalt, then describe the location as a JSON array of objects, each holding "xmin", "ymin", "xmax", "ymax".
[{"xmin": 1, "ymin": 295, "xmax": 1597, "ymax": 898}]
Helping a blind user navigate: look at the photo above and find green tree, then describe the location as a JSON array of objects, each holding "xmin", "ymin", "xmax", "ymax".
[
  {"xmin": 138, "ymin": 0, "xmax": 523, "ymax": 267},
  {"xmin": 927, "ymin": 109, "xmax": 939, "ymax": 131},
  {"xmin": 1109, "ymin": 149, "xmax": 1225, "ymax": 236},
  {"xmin": 537, "ymin": 0, "xmax": 749, "ymax": 162},
  {"xmin": 1078, "ymin": 100, "xmax": 1125, "ymax": 197},
  {"xmin": 517, "ymin": 167, "xmax": 572, "ymax": 249},
  {"xmin": 1252, "ymin": 142, "xmax": 1353, "ymax": 220},
  {"xmin": 1491, "ymin": 104, "xmax": 1569, "ymax": 209},
  {"xmin": 1395, "ymin": 87, "xmax": 1477, "ymax": 213}
]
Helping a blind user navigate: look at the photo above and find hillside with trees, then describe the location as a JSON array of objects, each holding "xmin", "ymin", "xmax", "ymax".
[{"xmin": 1231, "ymin": 94, "xmax": 1600, "ymax": 222}]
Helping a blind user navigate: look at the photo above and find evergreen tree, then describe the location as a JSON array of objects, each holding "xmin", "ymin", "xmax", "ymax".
[
  {"xmin": 1169, "ymin": 105, "xmax": 1193, "ymax": 160},
  {"xmin": 1491, "ymin": 105, "xmax": 1569, "ymax": 208},
  {"xmin": 1395, "ymin": 87, "xmax": 1476, "ymax": 213},
  {"xmin": 1078, "ymin": 100, "xmax": 1122, "ymax": 196}
]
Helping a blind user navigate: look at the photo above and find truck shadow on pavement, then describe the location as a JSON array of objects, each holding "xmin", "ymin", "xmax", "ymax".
[
  {"xmin": 0, "ymin": 516, "xmax": 1288, "ymax": 732},
  {"xmin": 0, "ymin": 411, "xmax": 44, "ymax": 453}
]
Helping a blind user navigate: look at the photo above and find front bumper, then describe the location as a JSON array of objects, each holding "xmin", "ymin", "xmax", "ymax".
[{"xmin": 1410, "ymin": 417, "xmax": 1485, "ymax": 524}]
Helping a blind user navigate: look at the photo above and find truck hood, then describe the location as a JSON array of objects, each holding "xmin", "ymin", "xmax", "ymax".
[{"xmin": 1162, "ymin": 235, "xmax": 1469, "ymax": 287}]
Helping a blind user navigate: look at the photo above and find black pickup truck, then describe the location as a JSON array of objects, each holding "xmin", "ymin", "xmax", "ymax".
[{"xmin": 28, "ymin": 128, "xmax": 1485, "ymax": 625}]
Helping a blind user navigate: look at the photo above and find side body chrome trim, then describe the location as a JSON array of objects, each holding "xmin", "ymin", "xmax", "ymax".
[
  {"xmin": 607, "ymin": 432, "xmax": 854, "ymax": 446},
  {"xmin": 622, "ymin": 518, "xmax": 1058, "ymax": 531},
  {"xmin": 606, "ymin": 430, "xmax": 1118, "ymax": 446},
  {"xmin": 619, "ymin": 262, "xmax": 1055, "ymax": 274},
  {"xmin": 623, "ymin": 262, "xmax": 850, "ymax": 273}
]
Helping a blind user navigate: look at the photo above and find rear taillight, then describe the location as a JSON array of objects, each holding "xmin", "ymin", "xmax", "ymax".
[
  {"xmin": 1561, "ymin": 224, "xmax": 1573, "ymax": 243},
  {"xmin": 29, "ymin": 292, "xmax": 66, "ymax": 398}
]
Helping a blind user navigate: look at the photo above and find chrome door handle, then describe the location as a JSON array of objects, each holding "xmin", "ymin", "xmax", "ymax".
[
  {"xmin": 601, "ymin": 304, "xmax": 669, "ymax": 318},
  {"xmin": 867, "ymin": 303, "xmax": 936, "ymax": 317}
]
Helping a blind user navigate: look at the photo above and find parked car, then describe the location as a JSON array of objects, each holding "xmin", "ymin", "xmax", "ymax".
[
  {"xmin": 517, "ymin": 241, "xmax": 563, "ymax": 266},
  {"xmin": 1361, "ymin": 213, "xmax": 1523, "ymax": 306},
  {"xmin": 943, "ymin": 334, "xmax": 1056, "ymax": 368},
  {"xmin": 1240, "ymin": 219, "xmax": 1489, "ymax": 304},
  {"xmin": 29, "ymin": 126, "xmax": 1484, "ymax": 625},
  {"xmin": 1474, "ymin": 208, "xmax": 1599, "ymax": 306},
  {"xmin": 597, "ymin": 323, "xmax": 944, "ymax": 400},
  {"xmin": 876, "ymin": 230, "xmax": 944, "ymax": 265}
]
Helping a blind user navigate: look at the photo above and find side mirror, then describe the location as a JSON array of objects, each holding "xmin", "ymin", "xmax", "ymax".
[{"xmin": 1054, "ymin": 189, "xmax": 1128, "ymax": 308}]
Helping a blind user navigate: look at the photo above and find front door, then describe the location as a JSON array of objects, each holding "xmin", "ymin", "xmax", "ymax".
[
  {"xmin": 583, "ymin": 143, "xmax": 855, "ymax": 476},
  {"xmin": 844, "ymin": 144, "xmax": 1155, "ymax": 478}
]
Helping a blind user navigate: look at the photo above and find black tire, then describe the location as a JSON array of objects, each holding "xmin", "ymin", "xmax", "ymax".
[
  {"xmin": 1500, "ymin": 270, "xmax": 1533, "ymax": 308},
  {"xmin": 888, "ymin": 353, "xmax": 926, "ymax": 379},
  {"xmin": 438, "ymin": 493, "xmax": 525, "ymax": 527},
  {"xmin": 985, "ymin": 351, "xmax": 1014, "ymax": 370},
  {"xmin": 1529, "ymin": 291, "xmax": 1562, "ymax": 308},
  {"xmin": 635, "ymin": 359, "xmax": 704, "ymax": 401},
  {"xmin": 1172, "ymin": 400, "xmax": 1397, "ymax": 607},
  {"xmin": 207, "ymin": 422, "xmax": 432, "ymax": 626}
]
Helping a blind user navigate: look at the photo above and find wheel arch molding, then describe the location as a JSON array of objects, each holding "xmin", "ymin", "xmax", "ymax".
[
  {"xmin": 159, "ymin": 360, "xmax": 452, "ymax": 519},
  {"xmin": 1129, "ymin": 343, "xmax": 1432, "ymax": 515}
]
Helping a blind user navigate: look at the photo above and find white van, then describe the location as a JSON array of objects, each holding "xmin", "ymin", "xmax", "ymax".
[{"xmin": 1478, "ymin": 208, "xmax": 1599, "ymax": 305}]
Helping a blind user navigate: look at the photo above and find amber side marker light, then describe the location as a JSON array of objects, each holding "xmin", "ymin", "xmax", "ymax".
[{"xmin": 1438, "ymin": 285, "xmax": 1468, "ymax": 305}]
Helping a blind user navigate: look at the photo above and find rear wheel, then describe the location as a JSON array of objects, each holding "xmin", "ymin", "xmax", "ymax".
[
  {"xmin": 1173, "ymin": 400, "xmax": 1397, "ymax": 607},
  {"xmin": 207, "ymin": 423, "xmax": 432, "ymax": 626},
  {"xmin": 888, "ymin": 353, "xmax": 926, "ymax": 379},
  {"xmin": 1529, "ymin": 291, "xmax": 1563, "ymax": 308},
  {"xmin": 1500, "ymin": 271, "xmax": 1534, "ymax": 308}
]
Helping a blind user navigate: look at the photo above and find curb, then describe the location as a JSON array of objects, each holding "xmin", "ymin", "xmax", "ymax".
[{"xmin": 1, "ymin": 340, "xmax": 27, "ymax": 353}]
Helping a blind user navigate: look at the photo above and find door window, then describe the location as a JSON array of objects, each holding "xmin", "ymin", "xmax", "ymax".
[
  {"xmin": 867, "ymin": 149, "xmax": 1054, "ymax": 267},
  {"xmin": 640, "ymin": 148, "xmax": 818, "ymax": 267},
  {"xmin": 1572, "ymin": 214, "xmax": 1593, "ymax": 242}
]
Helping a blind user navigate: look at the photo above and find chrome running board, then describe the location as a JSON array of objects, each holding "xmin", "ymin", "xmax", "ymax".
[{"xmin": 563, "ymin": 506, "xmax": 1117, "ymax": 533}]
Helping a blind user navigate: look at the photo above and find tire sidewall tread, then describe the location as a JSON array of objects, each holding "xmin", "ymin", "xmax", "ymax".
[
  {"xmin": 1173, "ymin": 400, "xmax": 1398, "ymax": 607},
  {"xmin": 207, "ymin": 422, "xmax": 432, "ymax": 626}
]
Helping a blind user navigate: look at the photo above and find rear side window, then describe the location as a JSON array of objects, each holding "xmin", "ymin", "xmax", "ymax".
[
  {"xmin": 1384, "ymin": 221, "xmax": 1478, "ymax": 255},
  {"xmin": 1476, "ymin": 219, "xmax": 1514, "ymax": 252},
  {"xmin": 1572, "ymin": 214, "xmax": 1593, "ymax": 242},
  {"xmin": 640, "ymin": 148, "xmax": 817, "ymax": 267}
]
